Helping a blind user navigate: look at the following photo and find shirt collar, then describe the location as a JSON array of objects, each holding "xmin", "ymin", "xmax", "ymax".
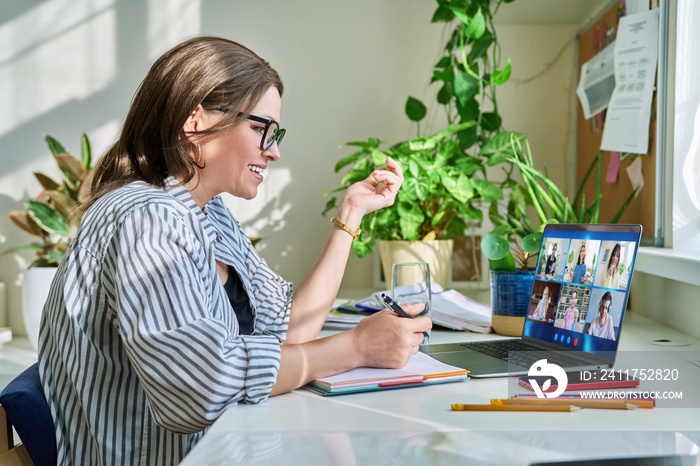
[{"xmin": 164, "ymin": 177, "xmax": 218, "ymax": 244}]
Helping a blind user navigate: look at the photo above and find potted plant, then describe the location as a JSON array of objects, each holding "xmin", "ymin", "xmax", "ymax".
[
  {"xmin": 323, "ymin": 0, "xmax": 517, "ymax": 288},
  {"xmin": 1, "ymin": 133, "xmax": 93, "ymax": 349},
  {"xmin": 481, "ymin": 133, "xmax": 637, "ymax": 334}
]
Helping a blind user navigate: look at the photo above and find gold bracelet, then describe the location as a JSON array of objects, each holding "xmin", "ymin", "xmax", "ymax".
[{"xmin": 330, "ymin": 217, "xmax": 361, "ymax": 240}]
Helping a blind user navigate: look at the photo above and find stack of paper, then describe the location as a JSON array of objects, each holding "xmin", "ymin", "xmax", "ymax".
[
  {"xmin": 431, "ymin": 289, "xmax": 492, "ymax": 333},
  {"xmin": 336, "ymin": 285, "xmax": 492, "ymax": 333},
  {"xmin": 305, "ymin": 351, "xmax": 468, "ymax": 396},
  {"xmin": 323, "ymin": 299, "xmax": 378, "ymax": 329}
]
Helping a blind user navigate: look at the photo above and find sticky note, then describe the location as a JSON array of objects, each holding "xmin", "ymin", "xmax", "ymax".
[
  {"xmin": 607, "ymin": 152, "xmax": 620, "ymax": 183},
  {"xmin": 625, "ymin": 156, "xmax": 644, "ymax": 197}
]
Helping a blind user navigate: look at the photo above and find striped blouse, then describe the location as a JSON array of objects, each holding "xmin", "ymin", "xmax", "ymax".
[{"xmin": 38, "ymin": 179, "xmax": 292, "ymax": 465}]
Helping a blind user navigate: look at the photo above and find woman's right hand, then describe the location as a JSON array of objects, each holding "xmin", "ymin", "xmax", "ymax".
[{"xmin": 348, "ymin": 309, "xmax": 431, "ymax": 369}]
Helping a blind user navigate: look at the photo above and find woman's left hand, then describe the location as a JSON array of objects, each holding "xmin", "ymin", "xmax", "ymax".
[{"xmin": 341, "ymin": 157, "xmax": 403, "ymax": 216}]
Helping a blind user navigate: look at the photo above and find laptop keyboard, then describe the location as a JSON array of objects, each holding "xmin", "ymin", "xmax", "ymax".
[{"xmin": 461, "ymin": 340, "xmax": 594, "ymax": 369}]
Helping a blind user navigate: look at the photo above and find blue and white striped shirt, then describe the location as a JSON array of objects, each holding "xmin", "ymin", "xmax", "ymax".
[{"xmin": 38, "ymin": 179, "xmax": 292, "ymax": 465}]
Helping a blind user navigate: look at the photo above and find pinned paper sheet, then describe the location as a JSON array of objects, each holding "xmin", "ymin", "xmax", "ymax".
[
  {"xmin": 625, "ymin": 156, "xmax": 644, "ymax": 197},
  {"xmin": 606, "ymin": 152, "xmax": 620, "ymax": 183}
]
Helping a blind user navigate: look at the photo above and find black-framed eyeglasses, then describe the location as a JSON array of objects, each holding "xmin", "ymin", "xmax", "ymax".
[
  {"xmin": 216, "ymin": 108, "xmax": 285, "ymax": 150},
  {"xmin": 245, "ymin": 114, "xmax": 286, "ymax": 151}
]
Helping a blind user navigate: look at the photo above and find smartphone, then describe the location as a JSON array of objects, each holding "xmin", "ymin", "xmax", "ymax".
[{"xmin": 519, "ymin": 370, "xmax": 639, "ymax": 392}]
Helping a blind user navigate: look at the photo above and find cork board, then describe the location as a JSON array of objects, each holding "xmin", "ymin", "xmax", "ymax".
[{"xmin": 576, "ymin": 1, "xmax": 657, "ymax": 241}]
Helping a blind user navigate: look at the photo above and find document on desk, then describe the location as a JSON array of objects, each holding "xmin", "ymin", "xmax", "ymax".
[
  {"xmin": 305, "ymin": 351, "xmax": 469, "ymax": 396},
  {"xmin": 333, "ymin": 285, "xmax": 492, "ymax": 334}
]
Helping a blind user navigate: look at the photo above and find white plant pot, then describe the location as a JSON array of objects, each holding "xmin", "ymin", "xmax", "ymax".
[
  {"xmin": 378, "ymin": 239, "xmax": 454, "ymax": 289},
  {"xmin": 22, "ymin": 267, "xmax": 58, "ymax": 350}
]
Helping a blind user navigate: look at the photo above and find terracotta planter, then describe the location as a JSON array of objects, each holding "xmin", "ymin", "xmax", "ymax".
[
  {"xmin": 22, "ymin": 266, "xmax": 57, "ymax": 350},
  {"xmin": 378, "ymin": 239, "xmax": 453, "ymax": 289}
]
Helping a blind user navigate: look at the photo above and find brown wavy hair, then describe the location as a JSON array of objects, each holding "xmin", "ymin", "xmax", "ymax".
[{"xmin": 81, "ymin": 36, "xmax": 283, "ymax": 213}]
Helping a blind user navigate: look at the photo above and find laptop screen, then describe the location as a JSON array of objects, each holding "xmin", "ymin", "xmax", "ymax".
[{"xmin": 521, "ymin": 224, "xmax": 642, "ymax": 357}]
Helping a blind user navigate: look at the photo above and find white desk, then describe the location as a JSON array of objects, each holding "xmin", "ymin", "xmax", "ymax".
[
  {"xmin": 180, "ymin": 312, "xmax": 700, "ymax": 465},
  {"xmin": 0, "ymin": 337, "xmax": 37, "ymax": 389}
]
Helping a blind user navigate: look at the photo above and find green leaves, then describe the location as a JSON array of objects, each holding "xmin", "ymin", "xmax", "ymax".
[
  {"xmin": 323, "ymin": 0, "xmax": 524, "ymax": 261},
  {"xmin": 472, "ymin": 179, "xmax": 503, "ymax": 202},
  {"xmin": 491, "ymin": 58, "xmax": 512, "ymax": 86},
  {"xmin": 480, "ymin": 131, "xmax": 526, "ymax": 166},
  {"xmin": 454, "ymin": 72, "xmax": 479, "ymax": 107},
  {"xmin": 464, "ymin": 8, "xmax": 486, "ymax": 40},
  {"xmin": 405, "ymin": 96, "xmax": 427, "ymax": 122},
  {"xmin": 447, "ymin": 5, "xmax": 485, "ymax": 40},
  {"xmin": 484, "ymin": 131, "xmax": 637, "ymax": 270},
  {"xmin": 482, "ymin": 233, "xmax": 510, "ymax": 260},
  {"xmin": 81, "ymin": 132, "xmax": 92, "ymax": 170},
  {"xmin": 522, "ymin": 232, "xmax": 543, "ymax": 254},
  {"xmin": 3, "ymin": 134, "xmax": 94, "ymax": 267},
  {"xmin": 26, "ymin": 200, "xmax": 70, "ymax": 237}
]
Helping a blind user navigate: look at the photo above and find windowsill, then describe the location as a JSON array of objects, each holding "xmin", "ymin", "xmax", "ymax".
[{"xmin": 635, "ymin": 246, "xmax": 700, "ymax": 286}]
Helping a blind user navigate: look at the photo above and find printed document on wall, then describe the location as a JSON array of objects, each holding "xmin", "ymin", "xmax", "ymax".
[
  {"xmin": 600, "ymin": 9, "xmax": 659, "ymax": 154},
  {"xmin": 577, "ymin": 43, "xmax": 616, "ymax": 120}
]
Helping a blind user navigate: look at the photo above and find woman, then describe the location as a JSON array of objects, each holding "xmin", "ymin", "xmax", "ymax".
[
  {"xmin": 563, "ymin": 290, "xmax": 579, "ymax": 331},
  {"xmin": 545, "ymin": 243, "xmax": 558, "ymax": 276},
  {"xmin": 601, "ymin": 243, "xmax": 621, "ymax": 289},
  {"xmin": 572, "ymin": 243, "xmax": 587, "ymax": 284},
  {"xmin": 588, "ymin": 291, "xmax": 616, "ymax": 340},
  {"xmin": 38, "ymin": 37, "xmax": 430, "ymax": 465},
  {"xmin": 533, "ymin": 286, "xmax": 550, "ymax": 320}
]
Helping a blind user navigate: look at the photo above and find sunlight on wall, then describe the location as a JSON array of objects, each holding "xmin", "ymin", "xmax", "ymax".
[
  {"xmin": 672, "ymin": 0, "xmax": 700, "ymax": 249},
  {"xmin": 147, "ymin": 0, "xmax": 201, "ymax": 60},
  {"xmin": 0, "ymin": 0, "xmax": 116, "ymax": 138},
  {"xmin": 219, "ymin": 167, "xmax": 292, "ymax": 237}
]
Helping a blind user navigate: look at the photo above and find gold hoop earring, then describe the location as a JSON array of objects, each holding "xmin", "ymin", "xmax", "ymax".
[{"xmin": 196, "ymin": 143, "xmax": 202, "ymax": 165}]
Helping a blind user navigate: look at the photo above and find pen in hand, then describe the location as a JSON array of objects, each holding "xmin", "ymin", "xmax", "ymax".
[{"xmin": 380, "ymin": 293, "xmax": 429, "ymax": 339}]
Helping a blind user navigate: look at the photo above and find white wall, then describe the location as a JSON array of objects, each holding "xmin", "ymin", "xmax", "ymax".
[
  {"xmin": 0, "ymin": 0, "xmax": 609, "ymax": 338},
  {"xmin": 0, "ymin": 0, "xmax": 446, "ymax": 335}
]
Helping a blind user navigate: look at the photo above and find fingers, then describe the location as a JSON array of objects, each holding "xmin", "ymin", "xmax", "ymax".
[
  {"xmin": 400, "ymin": 302, "xmax": 428, "ymax": 317},
  {"xmin": 351, "ymin": 310, "xmax": 428, "ymax": 368},
  {"xmin": 367, "ymin": 167, "xmax": 402, "ymax": 188},
  {"xmin": 384, "ymin": 156, "xmax": 404, "ymax": 179},
  {"xmin": 366, "ymin": 157, "xmax": 404, "ymax": 185}
]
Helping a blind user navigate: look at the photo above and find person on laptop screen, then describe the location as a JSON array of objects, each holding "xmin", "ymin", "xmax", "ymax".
[
  {"xmin": 588, "ymin": 291, "xmax": 616, "ymax": 340},
  {"xmin": 37, "ymin": 37, "xmax": 429, "ymax": 465},
  {"xmin": 545, "ymin": 242, "xmax": 559, "ymax": 276},
  {"xmin": 533, "ymin": 286, "xmax": 550, "ymax": 321},
  {"xmin": 563, "ymin": 290, "xmax": 580, "ymax": 331},
  {"xmin": 572, "ymin": 243, "xmax": 588, "ymax": 284},
  {"xmin": 600, "ymin": 243, "xmax": 622, "ymax": 289}
]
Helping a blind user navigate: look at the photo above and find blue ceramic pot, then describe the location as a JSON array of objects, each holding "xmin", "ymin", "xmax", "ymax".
[{"xmin": 490, "ymin": 270, "xmax": 536, "ymax": 317}]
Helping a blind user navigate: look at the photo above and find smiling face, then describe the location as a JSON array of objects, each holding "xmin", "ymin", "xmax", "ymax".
[
  {"xmin": 184, "ymin": 86, "xmax": 282, "ymax": 207},
  {"xmin": 609, "ymin": 250, "xmax": 619, "ymax": 268},
  {"xmin": 578, "ymin": 245, "xmax": 586, "ymax": 263}
]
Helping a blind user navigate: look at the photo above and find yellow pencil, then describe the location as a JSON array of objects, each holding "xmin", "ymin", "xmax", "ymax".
[
  {"xmin": 496, "ymin": 398, "xmax": 654, "ymax": 410},
  {"xmin": 493, "ymin": 398, "xmax": 636, "ymax": 410},
  {"xmin": 451, "ymin": 403, "xmax": 580, "ymax": 412}
]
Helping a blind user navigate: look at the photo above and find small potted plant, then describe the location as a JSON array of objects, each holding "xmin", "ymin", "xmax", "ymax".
[
  {"xmin": 1, "ymin": 134, "xmax": 93, "ymax": 348},
  {"xmin": 481, "ymin": 133, "xmax": 636, "ymax": 335}
]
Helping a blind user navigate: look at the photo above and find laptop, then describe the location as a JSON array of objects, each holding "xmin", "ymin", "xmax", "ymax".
[{"xmin": 421, "ymin": 223, "xmax": 643, "ymax": 378}]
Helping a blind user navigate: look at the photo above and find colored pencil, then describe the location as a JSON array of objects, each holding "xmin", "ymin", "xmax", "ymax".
[
  {"xmin": 451, "ymin": 403, "xmax": 579, "ymax": 412},
  {"xmin": 493, "ymin": 398, "xmax": 640, "ymax": 410}
]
